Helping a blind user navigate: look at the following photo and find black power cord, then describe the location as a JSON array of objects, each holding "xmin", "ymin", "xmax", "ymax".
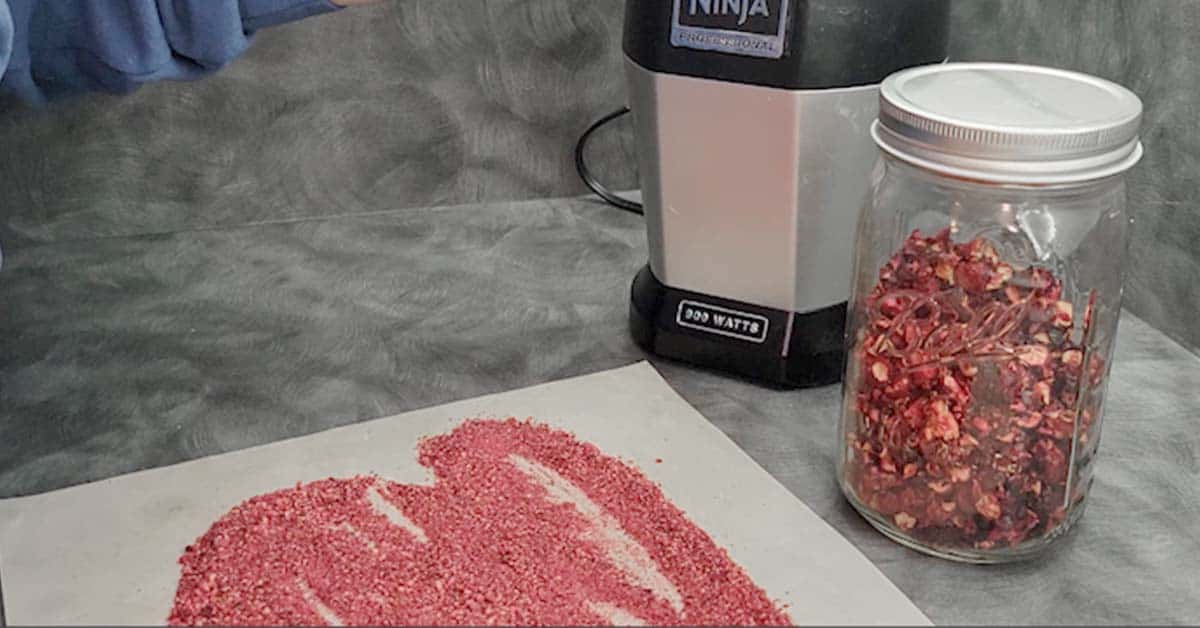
[{"xmin": 574, "ymin": 106, "xmax": 644, "ymax": 215}]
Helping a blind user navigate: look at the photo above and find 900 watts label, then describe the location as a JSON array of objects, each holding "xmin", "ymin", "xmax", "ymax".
[{"xmin": 676, "ymin": 300, "xmax": 769, "ymax": 344}]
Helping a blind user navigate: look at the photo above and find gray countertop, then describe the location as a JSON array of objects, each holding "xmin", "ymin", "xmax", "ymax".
[{"xmin": 1, "ymin": 195, "xmax": 1198, "ymax": 624}]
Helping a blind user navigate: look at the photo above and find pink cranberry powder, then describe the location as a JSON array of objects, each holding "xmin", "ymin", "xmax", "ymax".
[{"xmin": 168, "ymin": 418, "xmax": 791, "ymax": 626}]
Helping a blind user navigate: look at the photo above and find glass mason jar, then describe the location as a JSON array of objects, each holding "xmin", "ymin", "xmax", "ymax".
[{"xmin": 838, "ymin": 63, "xmax": 1144, "ymax": 562}]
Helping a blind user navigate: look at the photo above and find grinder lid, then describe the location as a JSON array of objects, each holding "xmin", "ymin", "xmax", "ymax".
[
  {"xmin": 873, "ymin": 62, "xmax": 1144, "ymax": 184},
  {"xmin": 623, "ymin": 0, "xmax": 951, "ymax": 90}
]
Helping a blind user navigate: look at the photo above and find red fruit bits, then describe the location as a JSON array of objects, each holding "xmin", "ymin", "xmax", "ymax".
[{"xmin": 843, "ymin": 229, "xmax": 1106, "ymax": 553}]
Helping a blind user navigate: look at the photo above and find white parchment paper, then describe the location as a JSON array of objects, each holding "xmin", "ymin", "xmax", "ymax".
[{"xmin": 0, "ymin": 362, "xmax": 928, "ymax": 626}]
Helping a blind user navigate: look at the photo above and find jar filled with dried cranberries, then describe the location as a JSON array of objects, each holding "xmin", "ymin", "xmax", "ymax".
[{"xmin": 838, "ymin": 63, "xmax": 1143, "ymax": 562}]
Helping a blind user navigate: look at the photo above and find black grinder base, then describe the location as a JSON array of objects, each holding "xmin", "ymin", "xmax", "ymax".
[{"xmin": 629, "ymin": 265, "xmax": 846, "ymax": 388}]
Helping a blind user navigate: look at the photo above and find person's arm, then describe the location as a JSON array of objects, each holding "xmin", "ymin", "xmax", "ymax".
[{"xmin": 0, "ymin": 0, "xmax": 365, "ymax": 105}]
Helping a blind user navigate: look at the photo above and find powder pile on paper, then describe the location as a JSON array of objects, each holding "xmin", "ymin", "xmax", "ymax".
[{"xmin": 168, "ymin": 418, "xmax": 790, "ymax": 626}]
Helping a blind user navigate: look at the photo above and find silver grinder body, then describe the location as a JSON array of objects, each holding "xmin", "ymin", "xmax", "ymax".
[{"xmin": 622, "ymin": 0, "xmax": 950, "ymax": 387}]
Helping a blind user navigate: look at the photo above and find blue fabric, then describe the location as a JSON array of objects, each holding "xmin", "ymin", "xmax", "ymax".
[
  {"xmin": 0, "ymin": 0, "xmax": 339, "ymax": 104},
  {"xmin": 0, "ymin": 2, "xmax": 11, "ymax": 81}
]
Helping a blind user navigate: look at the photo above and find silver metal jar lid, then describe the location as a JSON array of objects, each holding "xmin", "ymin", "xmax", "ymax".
[{"xmin": 873, "ymin": 62, "xmax": 1144, "ymax": 184}]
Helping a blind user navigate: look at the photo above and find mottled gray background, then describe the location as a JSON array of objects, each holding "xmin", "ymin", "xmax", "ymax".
[
  {"xmin": 1, "ymin": 2, "xmax": 1199, "ymax": 624},
  {"xmin": 0, "ymin": 1, "xmax": 637, "ymax": 247}
]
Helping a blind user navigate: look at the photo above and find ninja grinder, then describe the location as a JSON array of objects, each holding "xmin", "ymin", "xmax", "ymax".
[{"xmin": 621, "ymin": 0, "xmax": 950, "ymax": 387}]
